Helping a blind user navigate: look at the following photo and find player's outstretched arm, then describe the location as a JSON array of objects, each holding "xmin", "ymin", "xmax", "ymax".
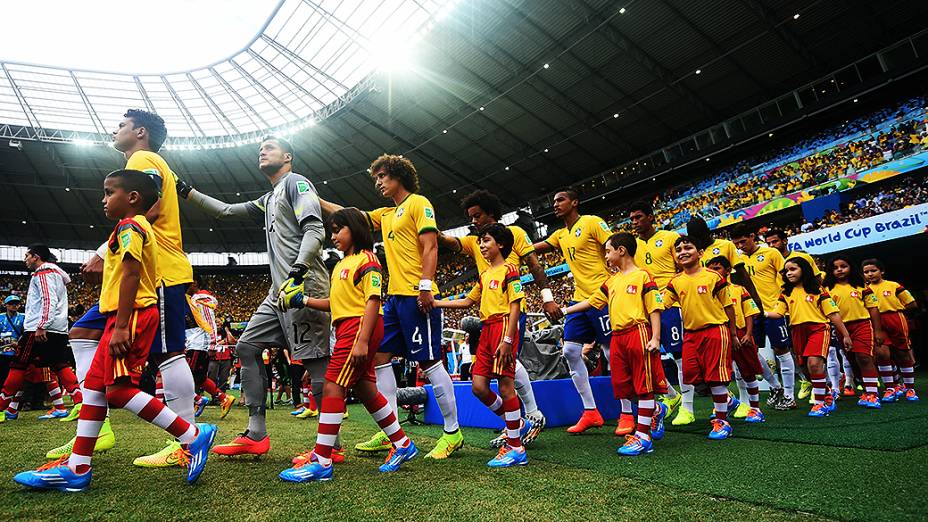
[
  {"xmin": 731, "ymin": 264, "xmax": 763, "ymax": 313},
  {"xmin": 178, "ymin": 179, "xmax": 259, "ymax": 220},
  {"xmin": 318, "ymin": 198, "xmax": 344, "ymax": 219},
  {"xmin": 532, "ymin": 240, "xmax": 553, "ymax": 254},
  {"xmin": 437, "ymin": 232, "xmax": 461, "ymax": 252}
]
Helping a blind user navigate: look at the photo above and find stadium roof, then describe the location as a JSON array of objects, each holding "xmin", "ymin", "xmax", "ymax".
[{"xmin": 2, "ymin": 0, "xmax": 927, "ymax": 252}]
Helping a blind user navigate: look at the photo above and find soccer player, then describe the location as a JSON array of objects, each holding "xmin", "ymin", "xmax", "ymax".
[
  {"xmin": 319, "ymin": 155, "xmax": 464, "ymax": 459},
  {"xmin": 178, "ymin": 136, "xmax": 331, "ymax": 455},
  {"xmin": 13, "ymin": 169, "xmax": 216, "ymax": 492},
  {"xmin": 532, "ymin": 189, "xmax": 611, "ymax": 434},
  {"xmin": 823, "ymin": 255, "xmax": 884, "ymax": 408},
  {"xmin": 277, "ymin": 208, "xmax": 416, "ymax": 481},
  {"xmin": 0, "ymin": 245, "xmax": 82, "ymax": 423},
  {"xmin": 183, "ymin": 276, "xmax": 235, "ymax": 419},
  {"xmin": 662, "ymin": 236, "xmax": 740, "ymax": 440},
  {"xmin": 436, "ymin": 224, "xmax": 529, "ymax": 467},
  {"xmin": 563, "ymin": 232, "xmax": 669, "ymax": 455},
  {"xmin": 862, "ymin": 258, "xmax": 918, "ymax": 401},
  {"xmin": 766, "ymin": 257, "xmax": 853, "ymax": 417},
  {"xmin": 730, "ymin": 225, "xmax": 791, "ymax": 410},
  {"xmin": 437, "ymin": 189, "xmax": 553, "ymax": 445},
  {"xmin": 764, "ymin": 229, "xmax": 823, "ymax": 279},
  {"xmin": 705, "ymin": 256, "xmax": 765, "ymax": 423},
  {"xmin": 628, "ymin": 201, "xmax": 691, "ymax": 425},
  {"xmin": 47, "ymin": 110, "xmax": 196, "ymax": 461}
]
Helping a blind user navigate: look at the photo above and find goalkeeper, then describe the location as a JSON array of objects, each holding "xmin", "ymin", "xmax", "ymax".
[{"xmin": 176, "ymin": 136, "xmax": 331, "ymax": 455}]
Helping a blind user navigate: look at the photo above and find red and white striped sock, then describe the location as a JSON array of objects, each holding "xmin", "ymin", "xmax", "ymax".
[
  {"xmin": 54, "ymin": 367, "xmax": 82, "ymax": 404},
  {"xmin": 312, "ymin": 396, "xmax": 344, "ymax": 466},
  {"xmin": 106, "ymin": 385, "xmax": 198, "ymax": 443},
  {"xmin": 810, "ymin": 374, "xmax": 827, "ymax": 405},
  {"xmin": 710, "ymin": 385, "xmax": 729, "ymax": 421},
  {"xmin": 46, "ymin": 382, "xmax": 66, "ymax": 409},
  {"xmin": 503, "ymin": 397, "xmax": 523, "ymax": 449},
  {"xmin": 478, "ymin": 390, "xmax": 505, "ymax": 416},
  {"xmin": 0, "ymin": 367, "xmax": 26, "ymax": 411},
  {"xmin": 900, "ymin": 366, "xmax": 916, "ymax": 390},
  {"xmin": 6, "ymin": 390, "xmax": 23, "ymax": 414},
  {"xmin": 744, "ymin": 378, "xmax": 760, "ymax": 408},
  {"xmin": 364, "ymin": 392, "xmax": 409, "ymax": 448},
  {"xmin": 301, "ymin": 386, "xmax": 312, "ymax": 409},
  {"xmin": 861, "ymin": 370, "xmax": 879, "ymax": 395},
  {"xmin": 68, "ymin": 387, "xmax": 108, "ymax": 474},
  {"xmin": 636, "ymin": 396, "xmax": 654, "ymax": 441},
  {"xmin": 154, "ymin": 373, "xmax": 164, "ymax": 403},
  {"xmin": 877, "ymin": 362, "xmax": 895, "ymax": 388}
]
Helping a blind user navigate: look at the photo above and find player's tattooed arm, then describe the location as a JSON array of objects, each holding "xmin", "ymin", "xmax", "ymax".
[
  {"xmin": 731, "ymin": 263, "xmax": 764, "ymax": 314},
  {"xmin": 523, "ymin": 251, "xmax": 562, "ymax": 321}
]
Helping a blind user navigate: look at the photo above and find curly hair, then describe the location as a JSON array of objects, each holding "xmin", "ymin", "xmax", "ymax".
[
  {"xmin": 369, "ymin": 154, "xmax": 419, "ymax": 193},
  {"xmin": 125, "ymin": 109, "xmax": 167, "ymax": 152},
  {"xmin": 460, "ymin": 189, "xmax": 502, "ymax": 220}
]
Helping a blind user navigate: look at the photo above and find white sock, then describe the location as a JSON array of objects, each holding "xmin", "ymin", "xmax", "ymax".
[
  {"xmin": 663, "ymin": 384, "xmax": 679, "ymax": 399},
  {"xmin": 620, "ymin": 398, "xmax": 633, "ymax": 415},
  {"xmin": 776, "ymin": 353, "xmax": 796, "ymax": 399},
  {"xmin": 841, "ymin": 351, "xmax": 855, "ymax": 387},
  {"xmin": 514, "ymin": 360, "xmax": 539, "ymax": 416},
  {"xmin": 563, "ymin": 342, "xmax": 596, "ymax": 409},
  {"xmin": 734, "ymin": 367, "xmax": 749, "ymax": 405},
  {"xmin": 826, "ymin": 346, "xmax": 842, "ymax": 390},
  {"xmin": 159, "ymin": 354, "xmax": 196, "ymax": 425},
  {"xmin": 674, "ymin": 358, "xmax": 694, "ymax": 413},
  {"xmin": 375, "ymin": 363, "xmax": 398, "ymax": 416},
  {"xmin": 758, "ymin": 351, "xmax": 781, "ymax": 389},
  {"xmin": 70, "ymin": 339, "xmax": 98, "ymax": 385},
  {"xmin": 424, "ymin": 363, "xmax": 459, "ymax": 433}
]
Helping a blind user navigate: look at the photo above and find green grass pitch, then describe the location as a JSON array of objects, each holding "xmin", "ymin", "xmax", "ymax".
[{"xmin": 2, "ymin": 383, "xmax": 926, "ymax": 522}]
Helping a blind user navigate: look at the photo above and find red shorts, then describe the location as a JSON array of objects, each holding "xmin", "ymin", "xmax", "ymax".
[
  {"xmin": 791, "ymin": 323, "xmax": 829, "ymax": 364},
  {"xmin": 325, "ymin": 316, "xmax": 384, "ymax": 388},
  {"xmin": 682, "ymin": 324, "xmax": 733, "ymax": 385},
  {"xmin": 85, "ymin": 306, "xmax": 159, "ymax": 389},
  {"xmin": 609, "ymin": 324, "xmax": 668, "ymax": 399},
  {"xmin": 845, "ymin": 319, "xmax": 874, "ymax": 356},
  {"xmin": 880, "ymin": 311, "xmax": 911, "ymax": 351},
  {"xmin": 472, "ymin": 317, "xmax": 520, "ymax": 379},
  {"xmin": 733, "ymin": 328, "xmax": 763, "ymax": 377}
]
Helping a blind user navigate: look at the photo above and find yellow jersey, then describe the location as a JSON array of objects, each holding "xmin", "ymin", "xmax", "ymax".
[
  {"xmin": 634, "ymin": 229, "xmax": 680, "ymax": 290},
  {"xmin": 125, "ymin": 150, "xmax": 192, "ymax": 287},
  {"xmin": 784, "ymin": 250, "xmax": 823, "ymax": 278},
  {"xmin": 663, "ymin": 268, "xmax": 731, "ymax": 330},
  {"xmin": 728, "ymin": 283, "xmax": 759, "ymax": 330},
  {"xmin": 459, "ymin": 225, "xmax": 534, "ymax": 274},
  {"xmin": 828, "ymin": 283, "xmax": 878, "ymax": 322},
  {"xmin": 700, "ymin": 238, "xmax": 741, "ymax": 269},
  {"xmin": 466, "ymin": 263, "xmax": 525, "ymax": 322},
  {"xmin": 329, "ymin": 251, "xmax": 383, "ymax": 323},
  {"xmin": 740, "ymin": 245, "xmax": 785, "ymax": 310},
  {"xmin": 773, "ymin": 287, "xmax": 839, "ymax": 325},
  {"xmin": 367, "ymin": 194, "xmax": 439, "ymax": 296},
  {"xmin": 100, "ymin": 215, "xmax": 159, "ymax": 313},
  {"xmin": 544, "ymin": 215, "xmax": 611, "ymax": 301},
  {"xmin": 588, "ymin": 268, "xmax": 663, "ymax": 331},
  {"xmin": 868, "ymin": 280, "xmax": 916, "ymax": 313}
]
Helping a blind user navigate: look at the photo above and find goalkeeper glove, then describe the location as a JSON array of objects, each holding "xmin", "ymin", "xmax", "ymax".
[
  {"xmin": 277, "ymin": 279, "xmax": 306, "ymax": 312},
  {"xmin": 176, "ymin": 178, "xmax": 194, "ymax": 199}
]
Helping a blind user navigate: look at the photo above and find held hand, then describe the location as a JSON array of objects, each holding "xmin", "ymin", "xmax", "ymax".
[
  {"xmin": 80, "ymin": 255, "xmax": 104, "ymax": 284},
  {"xmin": 495, "ymin": 341, "xmax": 514, "ymax": 368},
  {"xmin": 731, "ymin": 334, "xmax": 742, "ymax": 351},
  {"xmin": 418, "ymin": 290, "xmax": 435, "ymax": 314},
  {"xmin": 874, "ymin": 329, "xmax": 886, "ymax": 348},
  {"xmin": 842, "ymin": 335, "xmax": 854, "ymax": 352},
  {"xmin": 348, "ymin": 340, "xmax": 369, "ymax": 368},
  {"xmin": 645, "ymin": 338, "xmax": 660, "ymax": 353},
  {"xmin": 175, "ymin": 178, "xmax": 194, "ymax": 199},
  {"xmin": 109, "ymin": 325, "xmax": 131, "ymax": 357},
  {"xmin": 739, "ymin": 334, "xmax": 753, "ymax": 347},
  {"xmin": 542, "ymin": 301, "xmax": 563, "ymax": 322},
  {"xmin": 34, "ymin": 328, "xmax": 47, "ymax": 343},
  {"xmin": 276, "ymin": 279, "xmax": 305, "ymax": 312}
]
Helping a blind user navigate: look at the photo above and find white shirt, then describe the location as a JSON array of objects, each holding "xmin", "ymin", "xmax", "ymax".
[{"xmin": 24, "ymin": 262, "xmax": 70, "ymax": 334}]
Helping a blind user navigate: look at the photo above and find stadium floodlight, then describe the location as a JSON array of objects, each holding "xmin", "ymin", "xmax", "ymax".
[{"xmin": 73, "ymin": 139, "xmax": 94, "ymax": 147}]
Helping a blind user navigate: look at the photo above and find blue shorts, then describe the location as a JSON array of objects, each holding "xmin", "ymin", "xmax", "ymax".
[
  {"xmin": 563, "ymin": 301, "xmax": 611, "ymax": 345},
  {"xmin": 380, "ymin": 295, "xmax": 443, "ymax": 362},
  {"xmin": 518, "ymin": 312, "xmax": 527, "ymax": 349},
  {"xmin": 151, "ymin": 283, "xmax": 189, "ymax": 355},
  {"xmin": 660, "ymin": 307, "xmax": 683, "ymax": 356},
  {"xmin": 752, "ymin": 315, "xmax": 791, "ymax": 349},
  {"xmin": 73, "ymin": 303, "xmax": 107, "ymax": 331}
]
